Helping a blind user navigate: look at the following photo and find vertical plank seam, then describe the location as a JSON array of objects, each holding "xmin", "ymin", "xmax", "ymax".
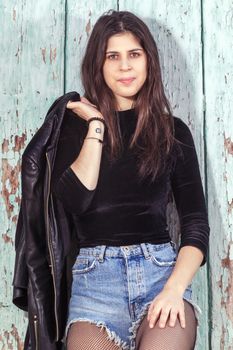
[
  {"xmin": 64, "ymin": 0, "xmax": 68, "ymax": 93},
  {"xmin": 200, "ymin": 0, "xmax": 212, "ymax": 349}
]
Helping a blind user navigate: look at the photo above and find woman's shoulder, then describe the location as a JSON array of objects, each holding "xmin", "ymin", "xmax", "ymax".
[{"xmin": 172, "ymin": 115, "xmax": 195, "ymax": 146}]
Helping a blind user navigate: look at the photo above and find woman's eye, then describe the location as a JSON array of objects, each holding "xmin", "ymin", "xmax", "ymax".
[
  {"xmin": 107, "ymin": 54, "xmax": 118, "ymax": 60},
  {"xmin": 106, "ymin": 52, "xmax": 140, "ymax": 60},
  {"xmin": 131, "ymin": 52, "xmax": 140, "ymax": 57}
]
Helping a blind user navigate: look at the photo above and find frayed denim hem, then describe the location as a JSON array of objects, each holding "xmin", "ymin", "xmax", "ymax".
[
  {"xmin": 61, "ymin": 318, "xmax": 130, "ymax": 350},
  {"xmin": 128, "ymin": 300, "xmax": 152, "ymax": 350}
]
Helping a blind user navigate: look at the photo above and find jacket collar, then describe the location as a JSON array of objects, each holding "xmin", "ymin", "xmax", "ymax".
[{"xmin": 46, "ymin": 91, "xmax": 81, "ymax": 153}]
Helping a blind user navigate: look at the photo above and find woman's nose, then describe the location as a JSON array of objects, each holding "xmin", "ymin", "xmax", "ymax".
[{"xmin": 119, "ymin": 59, "xmax": 132, "ymax": 70}]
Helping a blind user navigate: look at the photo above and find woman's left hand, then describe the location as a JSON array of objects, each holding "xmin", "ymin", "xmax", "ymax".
[{"xmin": 147, "ymin": 286, "xmax": 186, "ymax": 329}]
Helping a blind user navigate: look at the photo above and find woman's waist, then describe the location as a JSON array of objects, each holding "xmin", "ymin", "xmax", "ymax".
[{"xmin": 73, "ymin": 212, "xmax": 168, "ymax": 237}]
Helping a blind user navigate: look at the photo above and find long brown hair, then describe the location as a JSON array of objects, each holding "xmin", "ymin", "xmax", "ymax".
[{"xmin": 81, "ymin": 10, "xmax": 176, "ymax": 183}]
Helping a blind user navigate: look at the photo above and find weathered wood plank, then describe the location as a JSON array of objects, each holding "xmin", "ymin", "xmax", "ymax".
[
  {"xmin": 119, "ymin": 1, "xmax": 208, "ymax": 348},
  {"xmin": 0, "ymin": 0, "xmax": 65, "ymax": 348},
  {"xmin": 204, "ymin": 1, "xmax": 233, "ymax": 349},
  {"xmin": 65, "ymin": 0, "xmax": 118, "ymax": 93}
]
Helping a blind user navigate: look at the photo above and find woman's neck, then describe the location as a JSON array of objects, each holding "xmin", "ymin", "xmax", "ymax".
[{"xmin": 115, "ymin": 99, "xmax": 135, "ymax": 111}]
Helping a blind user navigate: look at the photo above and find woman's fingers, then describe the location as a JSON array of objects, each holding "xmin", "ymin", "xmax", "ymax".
[
  {"xmin": 178, "ymin": 308, "xmax": 186, "ymax": 328},
  {"xmin": 168, "ymin": 309, "xmax": 178, "ymax": 327},
  {"xmin": 147, "ymin": 292, "xmax": 186, "ymax": 329},
  {"xmin": 152, "ymin": 306, "xmax": 170, "ymax": 328},
  {"xmin": 148, "ymin": 304, "xmax": 162, "ymax": 328},
  {"xmin": 66, "ymin": 97, "xmax": 96, "ymax": 109},
  {"xmin": 149, "ymin": 305, "xmax": 184, "ymax": 329},
  {"xmin": 65, "ymin": 98, "xmax": 102, "ymax": 122},
  {"xmin": 66, "ymin": 100, "xmax": 79, "ymax": 109},
  {"xmin": 146, "ymin": 286, "xmax": 188, "ymax": 329}
]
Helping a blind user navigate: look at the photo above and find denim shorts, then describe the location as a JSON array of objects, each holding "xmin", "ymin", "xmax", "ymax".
[{"xmin": 62, "ymin": 241, "xmax": 202, "ymax": 350}]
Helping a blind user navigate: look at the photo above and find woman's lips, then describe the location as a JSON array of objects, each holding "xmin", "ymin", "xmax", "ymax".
[{"xmin": 118, "ymin": 78, "xmax": 135, "ymax": 85}]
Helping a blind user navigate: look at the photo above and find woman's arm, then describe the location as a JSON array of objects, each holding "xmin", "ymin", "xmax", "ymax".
[
  {"xmin": 70, "ymin": 119, "xmax": 105, "ymax": 190},
  {"xmin": 147, "ymin": 245, "xmax": 204, "ymax": 329},
  {"xmin": 170, "ymin": 117, "xmax": 210, "ymax": 268},
  {"xmin": 164, "ymin": 116, "xmax": 208, "ymax": 293},
  {"xmin": 147, "ymin": 117, "xmax": 210, "ymax": 329},
  {"xmin": 163, "ymin": 245, "xmax": 204, "ymax": 294},
  {"xmin": 52, "ymin": 98, "xmax": 105, "ymax": 215}
]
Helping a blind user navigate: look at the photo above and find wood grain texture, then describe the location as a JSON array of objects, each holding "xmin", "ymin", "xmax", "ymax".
[
  {"xmin": 65, "ymin": 0, "xmax": 117, "ymax": 93},
  {"xmin": 0, "ymin": 0, "xmax": 65, "ymax": 348},
  {"xmin": 203, "ymin": 1, "xmax": 233, "ymax": 349}
]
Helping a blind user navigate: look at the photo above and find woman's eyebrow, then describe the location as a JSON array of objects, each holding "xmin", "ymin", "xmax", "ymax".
[{"xmin": 106, "ymin": 48, "xmax": 144, "ymax": 54}]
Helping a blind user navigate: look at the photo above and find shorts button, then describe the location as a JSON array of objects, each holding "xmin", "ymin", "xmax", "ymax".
[{"xmin": 121, "ymin": 246, "xmax": 130, "ymax": 252}]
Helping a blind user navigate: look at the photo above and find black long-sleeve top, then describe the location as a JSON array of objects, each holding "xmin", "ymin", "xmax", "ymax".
[{"xmin": 51, "ymin": 108, "xmax": 210, "ymax": 266}]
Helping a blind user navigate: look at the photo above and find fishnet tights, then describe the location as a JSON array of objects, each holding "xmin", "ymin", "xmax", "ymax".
[
  {"xmin": 135, "ymin": 300, "xmax": 197, "ymax": 350},
  {"xmin": 66, "ymin": 300, "xmax": 197, "ymax": 350},
  {"xmin": 66, "ymin": 322, "xmax": 120, "ymax": 350}
]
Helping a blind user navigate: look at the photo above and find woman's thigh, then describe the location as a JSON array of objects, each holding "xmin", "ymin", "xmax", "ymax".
[{"xmin": 135, "ymin": 299, "xmax": 197, "ymax": 350}]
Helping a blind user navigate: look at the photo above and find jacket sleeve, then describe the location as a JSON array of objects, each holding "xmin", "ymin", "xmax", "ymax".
[
  {"xmin": 51, "ymin": 110, "xmax": 96, "ymax": 215},
  {"xmin": 12, "ymin": 200, "xmax": 28, "ymax": 311},
  {"xmin": 171, "ymin": 117, "xmax": 210, "ymax": 267}
]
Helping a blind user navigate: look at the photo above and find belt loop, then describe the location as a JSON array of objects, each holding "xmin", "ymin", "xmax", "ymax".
[
  {"xmin": 140, "ymin": 243, "xmax": 150, "ymax": 259},
  {"xmin": 98, "ymin": 245, "xmax": 107, "ymax": 262}
]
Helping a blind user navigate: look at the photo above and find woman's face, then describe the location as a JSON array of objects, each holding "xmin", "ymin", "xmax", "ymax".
[{"xmin": 102, "ymin": 31, "xmax": 147, "ymax": 111}]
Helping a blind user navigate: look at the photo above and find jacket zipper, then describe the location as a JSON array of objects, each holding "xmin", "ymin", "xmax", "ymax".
[
  {"xmin": 34, "ymin": 315, "xmax": 39, "ymax": 350},
  {"xmin": 45, "ymin": 152, "xmax": 59, "ymax": 341}
]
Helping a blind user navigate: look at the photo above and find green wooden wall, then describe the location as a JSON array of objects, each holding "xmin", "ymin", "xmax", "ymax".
[{"xmin": 0, "ymin": 1, "xmax": 232, "ymax": 349}]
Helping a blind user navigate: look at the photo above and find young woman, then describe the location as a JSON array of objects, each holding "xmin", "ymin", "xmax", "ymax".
[{"xmin": 51, "ymin": 9, "xmax": 209, "ymax": 350}]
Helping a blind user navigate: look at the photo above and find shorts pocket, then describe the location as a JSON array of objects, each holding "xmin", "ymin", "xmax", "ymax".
[
  {"xmin": 72, "ymin": 256, "xmax": 97, "ymax": 275},
  {"xmin": 147, "ymin": 242, "xmax": 177, "ymax": 267}
]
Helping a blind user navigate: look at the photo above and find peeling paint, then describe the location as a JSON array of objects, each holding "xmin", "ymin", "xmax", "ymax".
[
  {"xmin": 13, "ymin": 133, "xmax": 27, "ymax": 152},
  {"xmin": 15, "ymin": 46, "xmax": 21, "ymax": 64},
  {"xmin": 41, "ymin": 47, "xmax": 46, "ymax": 63},
  {"xmin": 50, "ymin": 45, "xmax": 57, "ymax": 64},
  {"xmin": 10, "ymin": 324, "xmax": 24, "ymax": 350},
  {"xmin": 220, "ymin": 324, "xmax": 226, "ymax": 350},
  {"xmin": 0, "ymin": 324, "xmax": 24, "ymax": 350},
  {"xmin": 86, "ymin": 19, "xmax": 91, "ymax": 35},
  {"xmin": 13, "ymin": 8, "xmax": 16, "ymax": 21},
  {"xmin": 0, "ymin": 330, "xmax": 14, "ymax": 349},
  {"xmin": 12, "ymin": 214, "xmax": 19, "ymax": 224},
  {"xmin": 228, "ymin": 198, "xmax": 233, "ymax": 214},
  {"xmin": 223, "ymin": 171, "xmax": 228, "ymax": 182},
  {"xmin": 1, "ymin": 159, "xmax": 21, "ymax": 218},
  {"xmin": 2, "ymin": 233, "xmax": 14, "ymax": 245},
  {"xmin": 224, "ymin": 134, "xmax": 233, "ymax": 155},
  {"xmin": 2, "ymin": 138, "xmax": 9, "ymax": 153},
  {"xmin": 2, "ymin": 134, "xmax": 26, "ymax": 154},
  {"xmin": 221, "ymin": 242, "xmax": 233, "ymax": 325},
  {"xmin": 86, "ymin": 18, "xmax": 91, "ymax": 35},
  {"xmin": 218, "ymin": 275, "xmax": 223, "ymax": 289}
]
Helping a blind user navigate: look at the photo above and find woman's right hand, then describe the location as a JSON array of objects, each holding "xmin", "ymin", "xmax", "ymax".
[{"xmin": 66, "ymin": 96, "xmax": 104, "ymax": 122}]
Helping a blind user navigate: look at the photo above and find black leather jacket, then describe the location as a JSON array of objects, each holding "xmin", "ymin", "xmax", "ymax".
[{"xmin": 12, "ymin": 91, "xmax": 81, "ymax": 349}]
